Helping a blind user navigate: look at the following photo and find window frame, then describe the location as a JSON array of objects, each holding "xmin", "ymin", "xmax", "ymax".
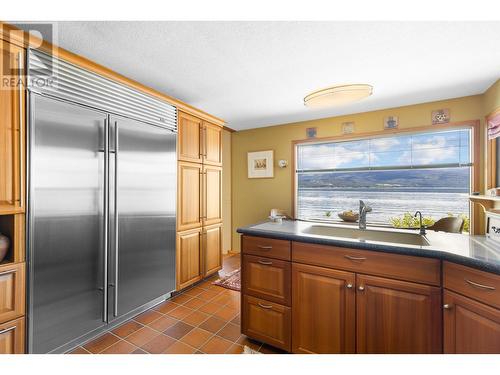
[{"xmin": 292, "ymin": 121, "xmax": 481, "ymax": 232}]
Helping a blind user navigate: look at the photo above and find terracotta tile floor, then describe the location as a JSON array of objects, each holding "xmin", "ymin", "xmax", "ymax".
[{"xmin": 69, "ymin": 254, "xmax": 284, "ymax": 354}]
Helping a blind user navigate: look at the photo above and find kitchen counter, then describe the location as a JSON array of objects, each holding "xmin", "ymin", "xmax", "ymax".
[{"xmin": 237, "ymin": 220, "xmax": 500, "ymax": 275}]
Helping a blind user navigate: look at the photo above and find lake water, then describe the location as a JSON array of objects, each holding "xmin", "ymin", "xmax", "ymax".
[{"xmin": 297, "ymin": 188, "xmax": 469, "ymax": 223}]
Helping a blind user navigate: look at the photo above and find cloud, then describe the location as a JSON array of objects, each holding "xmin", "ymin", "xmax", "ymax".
[
  {"xmin": 299, "ymin": 132, "xmax": 465, "ymax": 170},
  {"xmin": 398, "ymin": 135, "xmax": 459, "ymax": 165},
  {"xmin": 369, "ymin": 137, "xmax": 402, "ymax": 152},
  {"xmin": 299, "ymin": 143, "xmax": 368, "ymax": 169}
]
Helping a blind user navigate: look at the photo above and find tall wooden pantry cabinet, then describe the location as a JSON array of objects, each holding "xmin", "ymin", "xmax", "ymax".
[{"xmin": 176, "ymin": 111, "xmax": 223, "ymax": 290}]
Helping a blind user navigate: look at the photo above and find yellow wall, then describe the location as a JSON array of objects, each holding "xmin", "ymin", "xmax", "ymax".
[
  {"xmin": 231, "ymin": 95, "xmax": 485, "ymax": 251},
  {"xmin": 222, "ymin": 129, "xmax": 232, "ymax": 254},
  {"xmin": 483, "ymin": 79, "xmax": 500, "ymax": 116}
]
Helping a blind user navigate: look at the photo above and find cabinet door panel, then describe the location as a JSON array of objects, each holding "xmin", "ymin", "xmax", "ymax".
[
  {"xmin": 0, "ymin": 42, "xmax": 24, "ymax": 213},
  {"xmin": 444, "ymin": 290, "xmax": 500, "ymax": 353},
  {"xmin": 0, "ymin": 263, "xmax": 25, "ymax": 324},
  {"xmin": 178, "ymin": 112, "xmax": 202, "ymax": 163},
  {"xmin": 203, "ymin": 165, "xmax": 222, "ymax": 226},
  {"xmin": 242, "ymin": 295, "xmax": 291, "ymax": 351},
  {"xmin": 204, "ymin": 223, "xmax": 222, "ymax": 277},
  {"xmin": 292, "ymin": 263, "xmax": 355, "ymax": 353},
  {"xmin": 0, "ymin": 317, "xmax": 25, "ymax": 354},
  {"xmin": 242, "ymin": 254, "xmax": 291, "ymax": 306},
  {"xmin": 176, "ymin": 228, "xmax": 202, "ymax": 290},
  {"xmin": 203, "ymin": 122, "xmax": 222, "ymax": 166},
  {"xmin": 177, "ymin": 162, "xmax": 202, "ymax": 231},
  {"xmin": 356, "ymin": 274, "xmax": 442, "ymax": 353}
]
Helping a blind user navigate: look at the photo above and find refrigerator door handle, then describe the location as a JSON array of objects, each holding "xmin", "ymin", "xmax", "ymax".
[
  {"xmin": 102, "ymin": 117, "xmax": 109, "ymax": 323},
  {"xmin": 113, "ymin": 120, "xmax": 119, "ymax": 317}
]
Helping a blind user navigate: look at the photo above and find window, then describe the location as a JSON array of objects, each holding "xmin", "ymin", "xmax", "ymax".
[{"xmin": 295, "ymin": 128, "xmax": 472, "ymax": 230}]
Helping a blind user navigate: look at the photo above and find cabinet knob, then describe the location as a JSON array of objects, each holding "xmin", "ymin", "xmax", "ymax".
[
  {"xmin": 443, "ymin": 304, "xmax": 452, "ymax": 310},
  {"xmin": 346, "ymin": 283, "xmax": 353, "ymax": 289},
  {"xmin": 358, "ymin": 286, "xmax": 365, "ymax": 291}
]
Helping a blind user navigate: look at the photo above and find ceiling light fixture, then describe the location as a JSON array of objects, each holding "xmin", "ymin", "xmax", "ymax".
[{"xmin": 304, "ymin": 84, "xmax": 373, "ymax": 108}]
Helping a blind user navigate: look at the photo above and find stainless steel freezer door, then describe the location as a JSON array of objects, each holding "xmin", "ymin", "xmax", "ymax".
[
  {"xmin": 108, "ymin": 116, "xmax": 176, "ymax": 320},
  {"xmin": 29, "ymin": 95, "xmax": 108, "ymax": 353}
]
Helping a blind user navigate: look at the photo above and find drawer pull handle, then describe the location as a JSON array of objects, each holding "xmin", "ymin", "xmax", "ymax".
[
  {"xmin": 344, "ymin": 255, "xmax": 367, "ymax": 261},
  {"xmin": 258, "ymin": 260, "xmax": 273, "ymax": 265},
  {"xmin": 258, "ymin": 302, "xmax": 273, "ymax": 309},
  {"xmin": 0, "ymin": 270, "xmax": 16, "ymax": 277},
  {"xmin": 358, "ymin": 286, "xmax": 365, "ymax": 291},
  {"xmin": 346, "ymin": 283, "xmax": 353, "ymax": 289},
  {"xmin": 464, "ymin": 279, "xmax": 496, "ymax": 291},
  {"xmin": 443, "ymin": 304, "xmax": 453, "ymax": 310},
  {"xmin": 0, "ymin": 326, "xmax": 16, "ymax": 335},
  {"xmin": 257, "ymin": 245, "xmax": 273, "ymax": 250}
]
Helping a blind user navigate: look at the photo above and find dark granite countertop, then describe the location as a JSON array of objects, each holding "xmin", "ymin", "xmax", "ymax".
[{"xmin": 237, "ymin": 220, "xmax": 500, "ymax": 275}]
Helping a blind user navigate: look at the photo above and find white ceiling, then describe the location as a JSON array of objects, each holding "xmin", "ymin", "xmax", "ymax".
[{"xmin": 31, "ymin": 22, "xmax": 500, "ymax": 130}]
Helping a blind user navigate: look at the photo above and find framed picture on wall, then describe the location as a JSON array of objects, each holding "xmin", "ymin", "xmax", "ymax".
[
  {"xmin": 431, "ymin": 108, "xmax": 450, "ymax": 125},
  {"xmin": 384, "ymin": 116, "xmax": 399, "ymax": 129},
  {"xmin": 248, "ymin": 150, "xmax": 274, "ymax": 178}
]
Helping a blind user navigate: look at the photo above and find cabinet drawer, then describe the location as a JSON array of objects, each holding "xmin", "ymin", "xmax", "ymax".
[
  {"xmin": 0, "ymin": 317, "xmax": 25, "ymax": 354},
  {"xmin": 443, "ymin": 262, "xmax": 500, "ymax": 310},
  {"xmin": 242, "ymin": 255, "xmax": 291, "ymax": 306},
  {"xmin": 242, "ymin": 236, "xmax": 291, "ymax": 261},
  {"xmin": 242, "ymin": 295, "xmax": 291, "ymax": 351},
  {"xmin": 443, "ymin": 290, "xmax": 500, "ymax": 353},
  {"xmin": 292, "ymin": 242, "xmax": 440, "ymax": 286},
  {"xmin": 0, "ymin": 263, "xmax": 25, "ymax": 324}
]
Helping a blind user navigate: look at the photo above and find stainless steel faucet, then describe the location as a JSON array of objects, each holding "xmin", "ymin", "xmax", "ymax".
[
  {"xmin": 359, "ymin": 200, "xmax": 372, "ymax": 230},
  {"xmin": 414, "ymin": 211, "xmax": 427, "ymax": 235}
]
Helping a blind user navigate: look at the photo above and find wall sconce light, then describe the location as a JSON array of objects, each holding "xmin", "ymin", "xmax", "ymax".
[{"xmin": 278, "ymin": 160, "xmax": 288, "ymax": 168}]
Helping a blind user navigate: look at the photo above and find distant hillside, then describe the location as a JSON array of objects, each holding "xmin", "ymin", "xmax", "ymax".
[{"xmin": 298, "ymin": 168, "xmax": 469, "ymax": 190}]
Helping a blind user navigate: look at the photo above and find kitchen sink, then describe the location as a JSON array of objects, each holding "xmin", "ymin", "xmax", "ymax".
[{"xmin": 302, "ymin": 225, "xmax": 431, "ymax": 246}]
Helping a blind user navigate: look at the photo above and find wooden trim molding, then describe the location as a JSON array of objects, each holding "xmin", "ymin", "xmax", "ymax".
[
  {"xmin": 223, "ymin": 125, "xmax": 236, "ymax": 133},
  {"xmin": 290, "ymin": 120, "xmax": 482, "ymax": 233},
  {"xmin": 0, "ymin": 21, "xmax": 226, "ymax": 127}
]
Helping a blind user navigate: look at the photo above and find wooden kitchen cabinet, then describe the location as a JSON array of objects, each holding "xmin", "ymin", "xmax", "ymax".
[
  {"xmin": 443, "ymin": 261, "xmax": 500, "ymax": 310},
  {"xmin": 356, "ymin": 273, "xmax": 442, "ymax": 353},
  {"xmin": 0, "ymin": 316, "xmax": 25, "ymax": 354},
  {"xmin": 242, "ymin": 254, "xmax": 291, "ymax": 306},
  {"xmin": 242, "ymin": 295, "xmax": 291, "ymax": 351},
  {"xmin": 0, "ymin": 262, "xmax": 25, "ymax": 324},
  {"xmin": 292, "ymin": 263, "xmax": 355, "ymax": 354},
  {"xmin": 178, "ymin": 111, "xmax": 203, "ymax": 164},
  {"xmin": 203, "ymin": 121, "xmax": 222, "ymax": 166},
  {"xmin": 177, "ymin": 161, "xmax": 202, "ymax": 231},
  {"xmin": 242, "ymin": 235, "xmax": 291, "ymax": 261},
  {"xmin": 177, "ymin": 113, "xmax": 222, "ymax": 166},
  {"xmin": 176, "ymin": 163, "xmax": 222, "ymax": 235},
  {"xmin": 203, "ymin": 223, "xmax": 222, "ymax": 277},
  {"xmin": 292, "ymin": 241, "xmax": 440, "ymax": 286},
  {"xmin": 202, "ymin": 165, "xmax": 222, "ymax": 226},
  {"xmin": 443, "ymin": 290, "xmax": 500, "ymax": 353},
  {"xmin": 176, "ymin": 228, "xmax": 203, "ymax": 290},
  {"xmin": 176, "ymin": 109, "xmax": 224, "ymax": 291},
  {"xmin": 0, "ymin": 41, "xmax": 24, "ymax": 214}
]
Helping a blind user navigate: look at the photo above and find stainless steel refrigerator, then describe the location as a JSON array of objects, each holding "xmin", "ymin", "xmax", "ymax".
[{"xmin": 27, "ymin": 94, "xmax": 177, "ymax": 353}]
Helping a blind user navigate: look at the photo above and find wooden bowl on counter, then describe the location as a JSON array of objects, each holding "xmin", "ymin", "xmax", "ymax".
[
  {"xmin": 338, "ymin": 212, "xmax": 359, "ymax": 223},
  {"xmin": 0, "ymin": 233, "xmax": 10, "ymax": 263}
]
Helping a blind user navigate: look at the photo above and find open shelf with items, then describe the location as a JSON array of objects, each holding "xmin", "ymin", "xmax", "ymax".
[{"xmin": 0, "ymin": 213, "xmax": 25, "ymax": 265}]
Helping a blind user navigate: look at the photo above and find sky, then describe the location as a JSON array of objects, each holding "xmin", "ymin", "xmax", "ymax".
[{"xmin": 297, "ymin": 129, "xmax": 470, "ymax": 170}]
